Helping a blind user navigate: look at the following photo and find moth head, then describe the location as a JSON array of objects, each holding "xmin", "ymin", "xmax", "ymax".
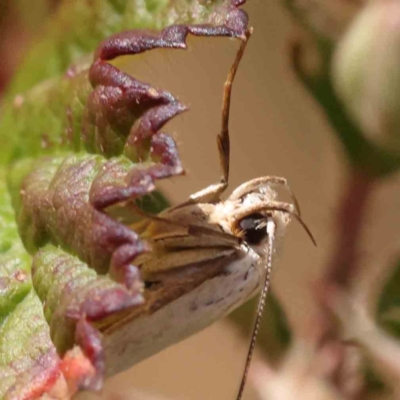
[
  {"xmin": 211, "ymin": 181, "xmax": 290, "ymax": 257},
  {"xmin": 134, "ymin": 177, "xmax": 314, "ymax": 253},
  {"xmin": 210, "ymin": 177, "xmax": 315, "ymax": 257}
]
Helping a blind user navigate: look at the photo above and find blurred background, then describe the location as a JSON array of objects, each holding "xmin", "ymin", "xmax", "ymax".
[{"xmin": 1, "ymin": 0, "xmax": 400, "ymax": 399}]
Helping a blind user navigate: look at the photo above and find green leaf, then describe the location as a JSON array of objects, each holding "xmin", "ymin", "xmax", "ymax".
[
  {"xmin": 281, "ymin": 1, "xmax": 400, "ymax": 176},
  {"xmin": 0, "ymin": 0, "xmax": 249, "ymax": 397},
  {"xmin": 230, "ymin": 292, "xmax": 292, "ymax": 362},
  {"xmin": 377, "ymin": 257, "xmax": 400, "ymax": 337}
]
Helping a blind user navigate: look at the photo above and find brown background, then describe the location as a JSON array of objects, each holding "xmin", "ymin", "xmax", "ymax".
[{"xmin": 75, "ymin": 0, "xmax": 400, "ymax": 399}]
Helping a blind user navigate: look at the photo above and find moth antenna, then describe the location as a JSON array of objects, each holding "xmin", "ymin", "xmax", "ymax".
[
  {"xmin": 218, "ymin": 29, "xmax": 252, "ymax": 185},
  {"xmin": 236, "ymin": 217, "xmax": 276, "ymax": 400},
  {"xmin": 287, "ymin": 186, "xmax": 301, "ymax": 217},
  {"xmin": 262, "ymin": 206, "xmax": 316, "ymax": 247}
]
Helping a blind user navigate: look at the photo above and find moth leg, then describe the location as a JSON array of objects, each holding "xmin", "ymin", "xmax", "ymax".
[{"xmin": 179, "ymin": 30, "xmax": 252, "ymax": 206}]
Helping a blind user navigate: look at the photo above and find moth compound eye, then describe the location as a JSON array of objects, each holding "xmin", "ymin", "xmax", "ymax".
[{"xmin": 238, "ymin": 213, "xmax": 268, "ymax": 245}]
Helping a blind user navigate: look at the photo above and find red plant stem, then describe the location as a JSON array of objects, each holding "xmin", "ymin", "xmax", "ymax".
[
  {"xmin": 324, "ymin": 167, "xmax": 376, "ymax": 288},
  {"xmin": 309, "ymin": 166, "xmax": 375, "ymax": 343},
  {"xmin": 306, "ymin": 167, "xmax": 376, "ymax": 395}
]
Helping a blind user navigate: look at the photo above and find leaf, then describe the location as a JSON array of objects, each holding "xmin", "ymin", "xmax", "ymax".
[
  {"xmin": 0, "ymin": 0, "xmax": 249, "ymax": 397},
  {"xmin": 377, "ymin": 257, "xmax": 400, "ymax": 337},
  {"xmin": 7, "ymin": 0, "xmax": 247, "ymax": 96},
  {"xmin": 280, "ymin": 1, "xmax": 400, "ymax": 176},
  {"xmin": 0, "ymin": 172, "xmax": 73, "ymax": 399},
  {"xmin": 230, "ymin": 291, "xmax": 292, "ymax": 362}
]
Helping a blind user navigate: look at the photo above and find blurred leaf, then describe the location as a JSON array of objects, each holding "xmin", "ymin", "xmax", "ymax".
[
  {"xmin": 14, "ymin": 0, "xmax": 50, "ymax": 31},
  {"xmin": 377, "ymin": 257, "xmax": 400, "ymax": 337},
  {"xmin": 363, "ymin": 364, "xmax": 386, "ymax": 394},
  {"xmin": 230, "ymin": 291, "xmax": 291, "ymax": 362},
  {"xmin": 332, "ymin": 0, "xmax": 400, "ymax": 167},
  {"xmin": 282, "ymin": 0, "xmax": 363, "ymax": 42},
  {"xmin": 282, "ymin": 1, "xmax": 400, "ymax": 176}
]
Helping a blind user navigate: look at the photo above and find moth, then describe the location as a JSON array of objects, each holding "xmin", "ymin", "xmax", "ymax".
[
  {"xmin": 91, "ymin": 24, "xmax": 314, "ymax": 400},
  {"xmin": 8, "ymin": 1, "xmax": 314, "ymax": 398}
]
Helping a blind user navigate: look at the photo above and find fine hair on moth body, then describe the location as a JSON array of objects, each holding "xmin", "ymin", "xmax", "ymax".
[{"xmin": 131, "ymin": 30, "xmax": 316, "ymax": 399}]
